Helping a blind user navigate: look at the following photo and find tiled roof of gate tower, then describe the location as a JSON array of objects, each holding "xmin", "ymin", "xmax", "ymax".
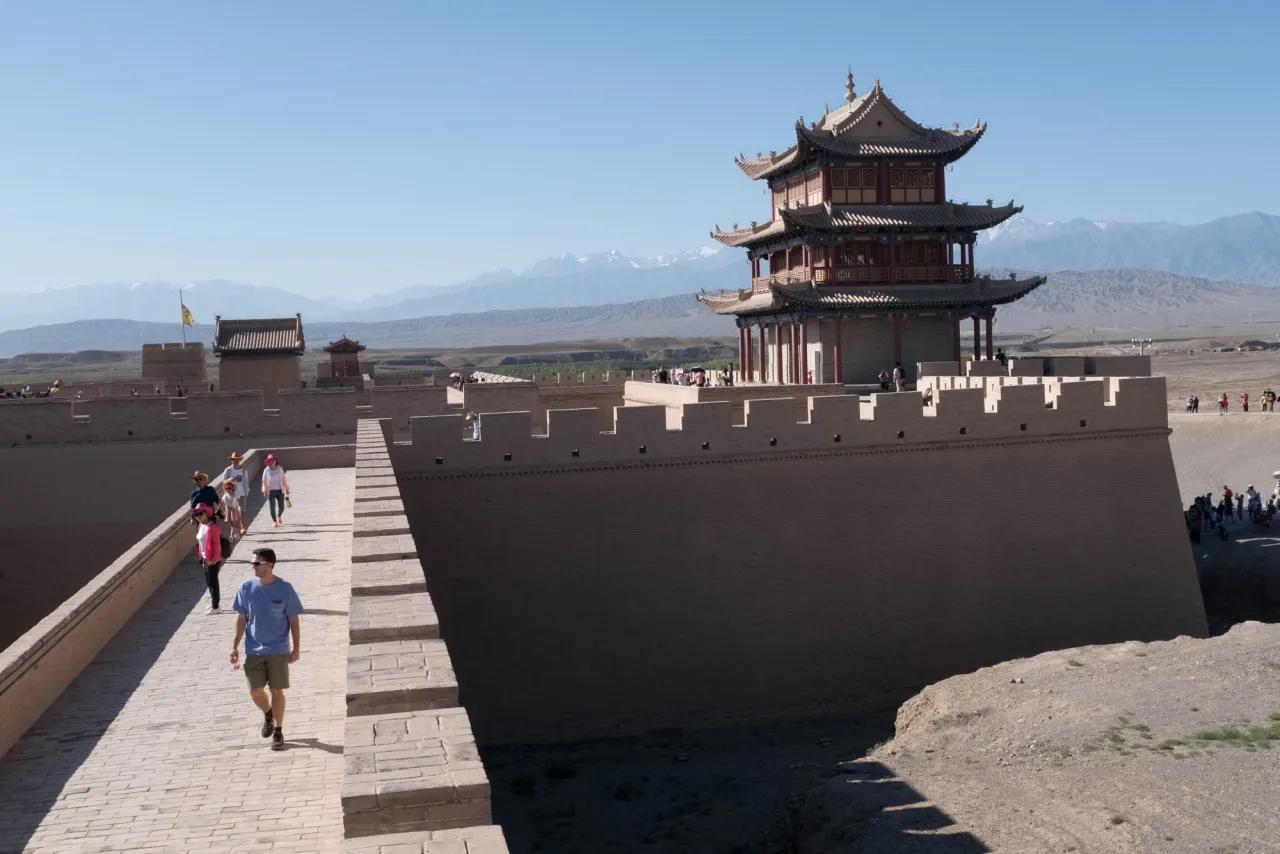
[
  {"xmin": 711, "ymin": 202, "xmax": 1022, "ymax": 247},
  {"xmin": 213, "ymin": 314, "xmax": 306, "ymax": 355},
  {"xmin": 734, "ymin": 78, "xmax": 986, "ymax": 181},
  {"xmin": 696, "ymin": 275, "xmax": 1046, "ymax": 316}
]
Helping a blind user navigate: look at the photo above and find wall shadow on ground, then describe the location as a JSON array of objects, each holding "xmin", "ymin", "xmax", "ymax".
[
  {"xmin": 1194, "ymin": 522, "xmax": 1280, "ymax": 634},
  {"xmin": 484, "ymin": 712, "xmax": 984, "ymax": 853},
  {"xmin": 0, "ymin": 496, "xmax": 266, "ymax": 852}
]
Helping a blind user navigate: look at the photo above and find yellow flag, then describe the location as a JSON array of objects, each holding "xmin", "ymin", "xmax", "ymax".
[{"xmin": 181, "ymin": 304, "xmax": 195, "ymax": 326}]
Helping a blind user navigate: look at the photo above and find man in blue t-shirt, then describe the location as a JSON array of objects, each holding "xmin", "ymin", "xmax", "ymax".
[{"xmin": 229, "ymin": 547, "xmax": 304, "ymax": 751}]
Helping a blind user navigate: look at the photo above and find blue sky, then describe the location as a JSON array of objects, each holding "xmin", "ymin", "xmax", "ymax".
[{"xmin": 0, "ymin": 0, "xmax": 1276, "ymax": 297}]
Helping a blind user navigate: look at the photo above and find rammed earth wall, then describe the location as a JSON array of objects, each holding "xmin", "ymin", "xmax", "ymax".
[{"xmin": 391, "ymin": 376, "xmax": 1206, "ymax": 744}]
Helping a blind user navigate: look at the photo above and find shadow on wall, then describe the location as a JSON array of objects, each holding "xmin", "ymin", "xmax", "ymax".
[{"xmin": 1194, "ymin": 526, "xmax": 1280, "ymax": 634}]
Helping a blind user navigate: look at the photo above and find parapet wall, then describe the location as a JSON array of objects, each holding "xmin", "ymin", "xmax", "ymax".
[
  {"xmin": 919, "ymin": 355, "xmax": 1152, "ymax": 379},
  {"xmin": 392, "ymin": 374, "xmax": 1205, "ymax": 744},
  {"xmin": 397, "ymin": 376, "xmax": 1169, "ymax": 474},
  {"xmin": 0, "ymin": 385, "xmax": 455, "ymax": 446}
]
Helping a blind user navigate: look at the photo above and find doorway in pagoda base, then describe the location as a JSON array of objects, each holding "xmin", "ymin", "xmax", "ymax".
[{"xmin": 812, "ymin": 352, "xmax": 823, "ymax": 386}]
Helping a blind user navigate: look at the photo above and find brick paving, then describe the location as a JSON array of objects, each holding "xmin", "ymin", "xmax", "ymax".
[{"xmin": 0, "ymin": 468, "xmax": 355, "ymax": 853}]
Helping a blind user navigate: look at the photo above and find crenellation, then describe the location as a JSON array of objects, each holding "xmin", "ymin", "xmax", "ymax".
[{"xmin": 394, "ymin": 376, "xmax": 1170, "ymax": 475}]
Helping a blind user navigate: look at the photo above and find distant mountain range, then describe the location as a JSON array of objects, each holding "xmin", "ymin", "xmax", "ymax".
[
  {"xmin": 1, "ymin": 210, "xmax": 1279, "ymax": 354},
  {"xmin": 4, "ymin": 269, "xmax": 1280, "ymax": 358},
  {"xmin": 980, "ymin": 211, "xmax": 1280, "ymax": 285},
  {"xmin": 0, "ymin": 248, "xmax": 739, "ymax": 333}
]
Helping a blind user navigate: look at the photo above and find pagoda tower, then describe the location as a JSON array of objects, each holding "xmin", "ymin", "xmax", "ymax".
[{"xmin": 698, "ymin": 71, "xmax": 1044, "ymax": 385}]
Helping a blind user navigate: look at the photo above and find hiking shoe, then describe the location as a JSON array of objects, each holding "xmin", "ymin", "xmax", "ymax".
[
  {"xmin": 271, "ymin": 729, "xmax": 285, "ymax": 751},
  {"xmin": 261, "ymin": 711, "xmax": 274, "ymax": 738}
]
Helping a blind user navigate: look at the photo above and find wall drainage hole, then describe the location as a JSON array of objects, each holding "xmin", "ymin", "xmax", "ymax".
[
  {"xmin": 1079, "ymin": 419, "xmax": 1088, "ymax": 428},
  {"xmin": 503, "ymin": 453, "xmax": 512, "ymax": 461},
  {"xmin": 638, "ymin": 445, "xmax": 647, "ymax": 454},
  {"xmin": 701, "ymin": 442, "xmax": 710, "ymax": 450},
  {"xmin": 897, "ymin": 430, "xmax": 905, "ymax": 439},
  {"xmin": 571, "ymin": 449, "xmax": 580, "ymax": 457},
  {"xmin": 833, "ymin": 433, "xmax": 842, "ymax": 443},
  {"xmin": 769, "ymin": 438, "xmax": 777, "ymax": 446},
  {"xmin": 959, "ymin": 427, "xmax": 967, "ymax": 435},
  {"xmin": 1020, "ymin": 423, "xmax": 1028, "ymax": 431},
  {"xmin": 434, "ymin": 457, "xmax": 444, "ymax": 465}
]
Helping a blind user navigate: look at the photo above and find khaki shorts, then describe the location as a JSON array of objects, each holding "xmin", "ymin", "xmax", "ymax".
[{"xmin": 244, "ymin": 654, "xmax": 290, "ymax": 690}]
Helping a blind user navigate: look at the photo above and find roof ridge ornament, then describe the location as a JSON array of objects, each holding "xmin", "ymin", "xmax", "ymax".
[{"xmin": 844, "ymin": 68, "xmax": 856, "ymax": 104}]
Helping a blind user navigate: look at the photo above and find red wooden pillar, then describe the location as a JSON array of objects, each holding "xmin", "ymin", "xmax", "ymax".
[
  {"xmin": 774, "ymin": 321, "xmax": 783, "ymax": 383},
  {"xmin": 745, "ymin": 324, "xmax": 754, "ymax": 382},
  {"xmin": 834, "ymin": 315, "xmax": 844, "ymax": 383},
  {"xmin": 972, "ymin": 315, "xmax": 981, "ymax": 359},
  {"xmin": 799, "ymin": 318, "xmax": 809, "ymax": 383},
  {"xmin": 758, "ymin": 324, "xmax": 766, "ymax": 382},
  {"xmin": 985, "ymin": 315, "xmax": 994, "ymax": 361}
]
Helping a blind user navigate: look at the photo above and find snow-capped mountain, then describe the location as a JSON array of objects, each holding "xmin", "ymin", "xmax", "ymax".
[{"xmin": 981, "ymin": 212, "xmax": 1280, "ymax": 285}]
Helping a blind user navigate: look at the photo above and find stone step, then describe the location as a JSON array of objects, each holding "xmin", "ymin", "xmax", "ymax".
[
  {"xmin": 355, "ymin": 486, "xmax": 404, "ymax": 502},
  {"xmin": 341, "ymin": 826, "xmax": 510, "ymax": 853},
  {"xmin": 352, "ymin": 533, "xmax": 418, "ymax": 564},
  {"xmin": 342, "ymin": 707, "xmax": 491, "ymax": 839},
  {"xmin": 351, "ymin": 559, "xmax": 428, "ymax": 597},
  {"xmin": 347, "ymin": 639, "xmax": 458, "ymax": 716},
  {"xmin": 353, "ymin": 499, "xmax": 408, "ymax": 518},
  {"xmin": 350, "ymin": 592, "xmax": 438, "ymax": 643},
  {"xmin": 356, "ymin": 475, "xmax": 400, "ymax": 489},
  {"xmin": 353, "ymin": 514, "xmax": 411, "ymax": 538}
]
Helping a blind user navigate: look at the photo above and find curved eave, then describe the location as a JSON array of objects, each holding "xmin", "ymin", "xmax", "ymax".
[
  {"xmin": 797, "ymin": 121, "xmax": 986, "ymax": 164},
  {"xmin": 735, "ymin": 143, "xmax": 805, "ymax": 180},
  {"xmin": 780, "ymin": 201, "xmax": 1022, "ymax": 234},
  {"xmin": 697, "ymin": 290, "xmax": 781, "ymax": 315},
  {"xmin": 776, "ymin": 275, "xmax": 1047, "ymax": 311}
]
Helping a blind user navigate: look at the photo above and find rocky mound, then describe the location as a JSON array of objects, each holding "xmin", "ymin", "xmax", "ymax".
[{"xmin": 795, "ymin": 623, "xmax": 1280, "ymax": 852}]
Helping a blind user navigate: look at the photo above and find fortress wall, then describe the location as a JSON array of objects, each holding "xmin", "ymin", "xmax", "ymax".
[
  {"xmin": 0, "ymin": 400, "xmax": 75, "ymax": 445},
  {"xmin": 622, "ymin": 381, "xmax": 845, "ymax": 428},
  {"xmin": 398, "ymin": 378, "xmax": 1169, "ymax": 473},
  {"xmin": 395, "ymin": 382, "xmax": 1204, "ymax": 744},
  {"xmin": 459, "ymin": 384, "xmax": 624, "ymax": 431},
  {"xmin": 369, "ymin": 386, "xmax": 451, "ymax": 432}
]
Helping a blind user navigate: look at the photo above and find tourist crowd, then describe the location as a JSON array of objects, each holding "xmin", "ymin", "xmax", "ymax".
[
  {"xmin": 651, "ymin": 367, "xmax": 734, "ymax": 386},
  {"xmin": 1186, "ymin": 482, "xmax": 1280, "ymax": 543},
  {"xmin": 1185, "ymin": 389, "xmax": 1278, "ymax": 413},
  {"xmin": 186, "ymin": 449, "xmax": 302, "ymax": 751}
]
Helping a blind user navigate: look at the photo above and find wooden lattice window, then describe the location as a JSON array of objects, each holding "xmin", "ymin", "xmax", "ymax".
[
  {"xmin": 805, "ymin": 169, "xmax": 823, "ymax": 206},
  {"xmin": 831, "ymin": 165, "xmax": 876, "ymax": 204},
  {"xmin": 889, "ymin": 165, "xmax": 937, "ymax": 203}
]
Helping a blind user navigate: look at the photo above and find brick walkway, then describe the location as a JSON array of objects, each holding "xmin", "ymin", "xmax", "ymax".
[{"xmin": 0, "ymin": 468, "xmax": 355, "ymax": 853}]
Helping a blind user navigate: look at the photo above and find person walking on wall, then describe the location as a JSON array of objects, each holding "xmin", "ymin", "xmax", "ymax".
[
  {"xmin": 189, "ymin": 471, "xmax": 221, "ymax": 515},
  {"xmin": 261, "ymin": 453, "xmax": 290, "ymax": 527},
  {"xmin": 229, "ymin": 548, "xmax": 303, "ymax": 751},
  {"xmin": 192, "ymin": 503, "xmax": 225, "ymax": 614},
  {"xmin": 892, "ymin": 362, "xmax": 904, "ymax": 393},
  {"xmin": 1241, "ymin": 392, "xmax": 1249, "ymax": 412},
  {"xmin": 222, "ymin": 481, "xmax": 244, "ymax": 541},
  {"xmin": 222, "ymin": 452, "xmax": 248, "ymax": 520}
]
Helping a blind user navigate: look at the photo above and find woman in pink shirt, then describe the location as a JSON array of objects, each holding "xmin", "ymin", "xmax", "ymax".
[{"xmin": 192, "ymin": 503, "xmax": 224, "ymax": 614}]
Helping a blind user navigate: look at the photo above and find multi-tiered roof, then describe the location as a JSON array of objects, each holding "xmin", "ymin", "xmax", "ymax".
[{"xmin": 699, "ymin": 72, "xmax": 1043, "ymax": 318}]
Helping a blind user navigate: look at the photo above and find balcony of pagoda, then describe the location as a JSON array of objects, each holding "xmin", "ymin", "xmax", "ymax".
[{"xmin": 751, "ymin": 263, "xmax": 972, "ymax": 291}]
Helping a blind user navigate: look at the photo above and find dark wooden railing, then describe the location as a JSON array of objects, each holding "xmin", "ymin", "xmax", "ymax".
[{"xmin": 752, "ymin": 264, "xmax": 971, "ymax": 290}]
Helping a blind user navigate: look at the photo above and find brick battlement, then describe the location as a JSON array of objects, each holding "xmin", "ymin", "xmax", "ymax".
[{"xmin": 394, "ymin": 375, "xmax": 1168, "ymax": 475}]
